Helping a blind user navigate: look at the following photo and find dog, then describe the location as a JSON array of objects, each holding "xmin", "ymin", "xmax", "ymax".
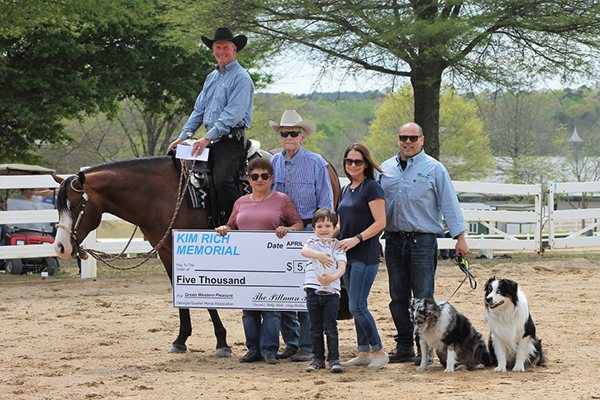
[
  {"xmin": 484, "ymin": 277, "xmax": 545, "ymax": 372},
  {"xmin": 410, "ymin": 298, "xmax": 492, "ymax": 372}
]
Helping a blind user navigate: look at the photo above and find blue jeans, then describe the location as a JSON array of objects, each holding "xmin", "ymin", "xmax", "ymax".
[
  {"xmin": 343, "ymin": 258, "xmax": 383, "ymax": 352},
  {"xmin": 279, "ymin": 223, "xmax": 314, "ymax": 353},
  {"xmin": 281, "ymin": 311, "xmax": 312, "ymax": 352},
  {"xmin": 385, "ymin": 232, "xmax": 437, "ymax": 349},
  {"xmin": 242, "ymin": 310, "xmax": 281, "ymax": 356},
  {"xmin": 306, "ymin": 289, "xmax": 340, "ymax": 362}
]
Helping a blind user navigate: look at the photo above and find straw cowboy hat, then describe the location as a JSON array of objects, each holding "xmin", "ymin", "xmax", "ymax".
[
  {"xmin": 201, "ymin": 27, "xmax": 247, "ymax": 51},
  {"xmin": 269, "ymin": 110, "xmax": 317, "ymax": 138}
]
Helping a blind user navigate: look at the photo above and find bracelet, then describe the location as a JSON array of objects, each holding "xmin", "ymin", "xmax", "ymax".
[{"xmin": 356, "ymin": 233, "xmax": 363, "ymax": 242}]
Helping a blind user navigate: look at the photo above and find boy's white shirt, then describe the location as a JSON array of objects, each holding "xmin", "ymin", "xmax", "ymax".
[{"xmin": 303, "ymin": 237, "xmax": 347, "ymax": 295}]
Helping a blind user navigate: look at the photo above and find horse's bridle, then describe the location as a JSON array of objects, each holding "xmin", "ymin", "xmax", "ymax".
[{"xmin": 55, "ymin": 177, "xmax": 88, "ymax": 252}]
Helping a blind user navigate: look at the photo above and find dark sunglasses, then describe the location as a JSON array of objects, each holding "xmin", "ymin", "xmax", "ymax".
[
  {"xmin": 344, "ymin": 158, "xmax": 365, "ymax": 166},
  {"xmin": 250, "ymin": 172, "xmax": 271, "ymax": 181},
  {"xmin": 280, "ymin": 130, "xmax": 302, "ymax": 138},
  {"xmin": 399, "ymin": 135, "xmax": 422, "ymax": 143}
]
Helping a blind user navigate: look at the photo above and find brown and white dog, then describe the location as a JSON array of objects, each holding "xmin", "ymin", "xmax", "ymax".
[{"xmin": 484, "ymin": 278, "xmax": 545, "ymax": 372}]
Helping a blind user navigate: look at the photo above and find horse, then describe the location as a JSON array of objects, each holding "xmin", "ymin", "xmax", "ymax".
[{"xmin": 52, "ymin": 155, "xmax": 341, "ymax": 356}]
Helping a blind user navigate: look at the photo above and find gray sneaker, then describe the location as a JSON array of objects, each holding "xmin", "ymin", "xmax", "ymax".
[
  {"xmin": 329, "ymin": 360, "xmax": 344, "ymax": 373},
  {"xmin": 291, "ymin": 349, "xmax": 314, "ymax": 362}
]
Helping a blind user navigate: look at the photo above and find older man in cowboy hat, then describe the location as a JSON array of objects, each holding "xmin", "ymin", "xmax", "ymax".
[
  {"xmin": 269, "ymin": 110, "xmax": 334, "ymax": 362},
  {"xmin": 167, "ymin": 27, "xmax": 254, "ymax": 225}
]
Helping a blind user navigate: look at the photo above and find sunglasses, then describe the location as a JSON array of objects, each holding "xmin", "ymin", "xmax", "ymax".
[
  {"xmin": 399, "ymin": 135, "xmax": 422, "ymax": 143},
  {"xmin": 250, "ymin": 172, "xmax": 271, "ymax": 181},
  {"xmin": 344, "ymin": 158, "xmax": 365, "ymax": 166},
  {"xmin": 280, "ymin": 130, "xmax": 302, "ymax": 138}
]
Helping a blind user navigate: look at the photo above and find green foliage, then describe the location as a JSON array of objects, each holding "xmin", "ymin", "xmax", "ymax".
[
  {"xmin": 0, "ymin": 0, "xmax": 270, "ymax": 162},
  {"xmin": 246, "ymin": 93, "xmax": 383, "ymax": 170},
  {"xmin": 479, "ymin": 90, "xmax": 567, "ymax": 158},
  {"xmin": 365, "ymin": 85, "xmax": 494, "ymax": 180}
]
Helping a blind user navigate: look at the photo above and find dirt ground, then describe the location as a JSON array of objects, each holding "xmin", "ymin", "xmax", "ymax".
[{"xmin": 1, "ymin": 257, "xmax": 600, "ymax": 400}]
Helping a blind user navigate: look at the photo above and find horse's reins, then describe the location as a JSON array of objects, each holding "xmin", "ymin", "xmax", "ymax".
[
  {"xmin": 56, "ymin": 161, "xmax": 195, "ymax": 270},
  {"xmin": 446, "ymin": 255, "xmax": 477, "ymax": 302}
]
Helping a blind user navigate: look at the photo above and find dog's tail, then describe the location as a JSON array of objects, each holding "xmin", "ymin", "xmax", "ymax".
[
  {"xmin": 479, "ymin": 345, "xmax": 494, "ymax": 367},
  {"xmin": 533, "ymin": 338, "xmax": 546, "ymax": 366}
]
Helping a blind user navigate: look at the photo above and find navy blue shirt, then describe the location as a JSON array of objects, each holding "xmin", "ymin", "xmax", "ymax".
[{"xmin": 337, "ymin": 178, "xmax": 384, "ymax": 265}]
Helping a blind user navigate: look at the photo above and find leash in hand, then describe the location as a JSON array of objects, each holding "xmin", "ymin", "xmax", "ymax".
[{"xmin": 446, "ymin": 254, "xmax": 477, "ymax": 302}]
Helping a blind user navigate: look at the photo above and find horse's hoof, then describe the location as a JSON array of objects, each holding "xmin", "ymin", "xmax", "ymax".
[
  {"xmin": 215, "ymin": 347, "xmax": 232, "ymax": 358},
  {"xmin": 168, "ymin": 343, "xmax": 187, "ymax": 354}
]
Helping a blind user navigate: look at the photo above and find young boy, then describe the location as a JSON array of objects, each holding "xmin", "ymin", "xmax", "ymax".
[{"xmin": 301, "ymin": 208, "xmax": 347, "ymax": 373}]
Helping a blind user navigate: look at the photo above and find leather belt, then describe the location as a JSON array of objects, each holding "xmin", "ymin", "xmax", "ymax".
[
  {"xmin": 302, "ymin": 219, "xmax": 312, "ymax": 228},
  {"xmin": 205, "ymin": 127, "xmax": 246, "ymax": 144},
  {"xmin": 387, "ymin": 231, "xmax": 430, "ymax": 238}
]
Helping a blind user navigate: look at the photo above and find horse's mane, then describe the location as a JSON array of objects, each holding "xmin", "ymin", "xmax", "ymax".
[{"xmin": 83, "ymin": 156, "xmax": 170, "ymax": 173}]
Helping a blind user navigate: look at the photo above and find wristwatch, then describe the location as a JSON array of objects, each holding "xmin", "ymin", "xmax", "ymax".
[{"xmin": 355, "ymin": 233, "xmax": 363, "ymax": 242}]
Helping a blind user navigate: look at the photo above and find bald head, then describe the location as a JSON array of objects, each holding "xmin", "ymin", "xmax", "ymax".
[{"xmin": 398, "ymin": 122, "xmax": 424, "ymax": 161}]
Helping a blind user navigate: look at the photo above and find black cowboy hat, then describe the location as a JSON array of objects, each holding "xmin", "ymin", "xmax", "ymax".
[{"xmin": 201, "ymin": 27, "xmax": 247, "ymax": 51}]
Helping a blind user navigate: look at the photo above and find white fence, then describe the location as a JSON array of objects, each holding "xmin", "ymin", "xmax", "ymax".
[
  {"xmin": 2, "ymin": 174, "xmax": 599, "ymax": 278},
  {"xmin": 547, "ymin": 181, "xmax": 600, "ymax": 249},
  {"xmin": 0, "ymin": 175, "xmax": 152, "ymax": 278}
]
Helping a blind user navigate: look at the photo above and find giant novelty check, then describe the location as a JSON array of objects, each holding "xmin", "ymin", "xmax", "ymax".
[{"xmin": 172, "ymin": 230, "xmax": 312, "ymax": 311}]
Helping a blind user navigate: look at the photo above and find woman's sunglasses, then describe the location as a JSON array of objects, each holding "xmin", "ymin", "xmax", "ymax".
[
  {"xmin": 344, "ymin": 158, "xmax": 365, "ymax": 166},
  {"xmin": 250, "ymin": 173, "xmax": 272, "ymax": 181},
  {"xmin": 280, "ymin": 130, "xmax": 302, "ymax": 138}
]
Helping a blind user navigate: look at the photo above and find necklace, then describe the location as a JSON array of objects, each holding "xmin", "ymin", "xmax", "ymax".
[
  {"xmin": 251, "ymin": 191, "xmax": 272, "ymax": 202},
  {"xmin": 350, "ymin": 179, "xmax": 365, "ymax": 193}
]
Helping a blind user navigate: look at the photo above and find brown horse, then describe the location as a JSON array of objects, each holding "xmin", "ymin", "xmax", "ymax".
[{"xmin": 52, "ymin": 155, "xmax": 340, "ymax": 355}]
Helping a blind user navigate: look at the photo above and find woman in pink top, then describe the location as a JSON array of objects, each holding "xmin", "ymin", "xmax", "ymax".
[{"xmin": 216, "ymin": 158, "xmax": 303, "ymax": 365}]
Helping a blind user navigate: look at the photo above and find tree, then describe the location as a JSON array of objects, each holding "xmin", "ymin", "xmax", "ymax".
[
  {"xmin": 0, "ymin": 0, "xmax": 268, "ymax": 162},
  {"xmin": 185, "ymin": 0, "xmax": 600, "ymax": 160},
  {"xmin": 480, "ymin": 90, "xmax": 566, "ymax": 158},
  {"xmin": 365, "ymin": 85, "xmax": 493, "ymax": 180}
]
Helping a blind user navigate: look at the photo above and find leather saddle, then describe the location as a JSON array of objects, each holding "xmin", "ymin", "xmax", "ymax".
[{"xmin": 175, "ymin": 138, "xmax": 271, "ymax": 226}]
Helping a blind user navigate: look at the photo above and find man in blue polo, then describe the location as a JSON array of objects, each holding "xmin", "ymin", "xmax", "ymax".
[
  {"xmin": 378, "ymin": 121, "xmax": 469, "ymax": 364},
  {"xmin": 167, "ymin": 27, "xmax": 254, "ymax": 225},
  {"xmin": 269, "ymin": 110, "xmax": 334, "ymax": 362}
]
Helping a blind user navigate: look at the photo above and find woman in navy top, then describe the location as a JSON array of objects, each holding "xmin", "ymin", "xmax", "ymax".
[{"xmin": 336, "ymin": 143, "xmax": 388, "ymax": 370}]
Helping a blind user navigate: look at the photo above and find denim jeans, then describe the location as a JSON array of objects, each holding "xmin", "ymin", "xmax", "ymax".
[
  {"xmin": 385, "ymin": 232, "xmax": 437, "ymax": 349},
  {"xmin": 306, "ymin": 289, "xmax": 340, "ymax": 362},
  {"xmin": 343, "ymin": 258, "xmax": 383, "ymax": 352},
  {"xmin": 279, "ymin": 223, "xmax": 314, "ymax": 353},
  {"xmin": 242, "ymin": 310, "xmax": 281, "ymax": 356}
]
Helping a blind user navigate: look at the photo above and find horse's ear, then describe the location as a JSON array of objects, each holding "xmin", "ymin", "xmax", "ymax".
[
  {"xmin": 77, "ymin": 171, "xmax": 86, "ymax": 186},
  {"xmin": 51, "ymin": 173, "xmax": 63, "ymax": 184}
]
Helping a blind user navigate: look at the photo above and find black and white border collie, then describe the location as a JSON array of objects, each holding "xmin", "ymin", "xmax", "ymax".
[
  {"xmin": 484, "ymin": 277, "xmax": 545, "ymax": 372},
  {"xmin": 409, "ymin": 298, "xmax": 492, "ymax": 372}
]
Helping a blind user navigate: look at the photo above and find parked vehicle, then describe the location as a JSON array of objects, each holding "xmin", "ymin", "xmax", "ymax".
[{"xmin": 0, "ymin": 164, "xmax": 60, "ymax": 275}]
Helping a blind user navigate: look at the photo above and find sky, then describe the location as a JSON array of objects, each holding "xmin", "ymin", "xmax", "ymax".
[
  {"xmin": 256, "ymin": 57, "xmax": 399, "ymax": 94},
  {"xmin": 256, "ymin": 55, "xmax": 581, "ymax": 95}
]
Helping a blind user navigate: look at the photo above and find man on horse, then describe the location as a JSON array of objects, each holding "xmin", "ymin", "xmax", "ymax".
[
  {"xmin": 167, "ymin": 27, "xmax": 254, "ymax": 225},
  {"xmin": 269, "ymin": 110, "xmax": 334, "ymax": 362}
]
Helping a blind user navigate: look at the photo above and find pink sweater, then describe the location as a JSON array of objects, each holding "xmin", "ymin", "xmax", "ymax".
[{"xmin": 227, "ymin": 191, "xmax": 302, "ymax": 231}]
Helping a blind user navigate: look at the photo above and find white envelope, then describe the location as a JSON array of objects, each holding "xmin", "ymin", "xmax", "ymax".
[{"xmin": 175, "ymin": 144, "xmax": 210, "ymax": 161}]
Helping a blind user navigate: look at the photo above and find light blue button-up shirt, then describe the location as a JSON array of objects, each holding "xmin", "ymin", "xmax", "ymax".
[
  {"xmin": 378, "ymin": 150, "xmax": 466, "ymax": 239},
  {"xmin": 179, "ymin": 60, "xmax": 254, "ymax": 141},
  {"xmin": 271, "ymin": 147, "xmax": 334, "ymax": 220}
]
